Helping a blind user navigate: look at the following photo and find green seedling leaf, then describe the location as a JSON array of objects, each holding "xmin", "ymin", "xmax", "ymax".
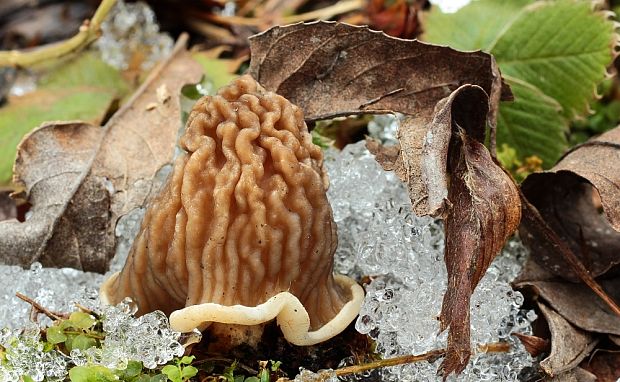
[
  {"xmin": 22, "ymin": 376, "xmax": 35, "ymax": 382},
  {"xmin": 161, "ymin": 365, "xmax": 181, "ymax": 382},
  {"xmin": 269, "ymin": 361, "xmax": 281, "ymax": 372},
  {"xmin": 244, "ymin": 377, "xmax": 260, "ymax": 382},
  {"xmin": 69, "ymin": 311, "xmax": 97, "ymax": 329},
  {"xmin": 122, "ymin": 361, "xmax": 143, "ymax": 378},
  {"xmin": 46, "ymin": 326, "xmax": 67, "ymax": 344},
  {"xmin": 69, "ymin": 365, "xmax": 118, "ymax": 382},
  {"xmin": 179, "ymin": 356, "xmax": 194, "ymax": 365},
  {"xmin": 424, "ymin": 0, "xmax": 616, "ymax": 168},
  {"xmin": 180, "ymin": 365, "xmax": 198, "ymax": 380},
  {"xmin": 71, "ymin": 334, "xmax": 97, "ymax": 351}
]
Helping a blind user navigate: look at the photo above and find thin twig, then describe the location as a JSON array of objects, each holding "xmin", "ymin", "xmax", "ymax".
[
  {"xmin": 0, "ymin": 0, "xmax": 117, "ymax": 67},
  {"xmin": 15, "ymin": 292, "xmax": 69, "ymax": 321},
  {"xmin": 334, "ymin": 349, "xmax": 446, "ymax": 377}
]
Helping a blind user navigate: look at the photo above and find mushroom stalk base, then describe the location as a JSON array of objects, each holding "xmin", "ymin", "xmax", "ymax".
[{"xmin": 102, "ymin": 273, "xmax": 364, "ymax": 346}]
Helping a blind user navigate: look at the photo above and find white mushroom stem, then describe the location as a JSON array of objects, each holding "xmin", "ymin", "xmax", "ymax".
[{"xmin": 168, "ymin": 275, "xmax": 365, "ymax": 346}]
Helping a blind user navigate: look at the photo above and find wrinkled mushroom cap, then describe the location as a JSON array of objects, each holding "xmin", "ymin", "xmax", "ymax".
[{"xmin": 101, "ymin": 75, "xmax": 363, "ymax": 346}]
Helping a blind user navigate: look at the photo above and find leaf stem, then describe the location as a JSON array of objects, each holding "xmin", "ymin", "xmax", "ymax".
[{"xmin": 0, "ymin": 0, "xmax": 117, "ymax": 67}]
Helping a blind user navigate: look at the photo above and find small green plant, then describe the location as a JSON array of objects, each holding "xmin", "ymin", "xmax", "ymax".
[
  {"xmin": 161, "ymin": 356, "xmax": 198, "ymax": 382},
  {"xmin": 45, "ymin": 311, "xmax": 102, "ymax": 353}
]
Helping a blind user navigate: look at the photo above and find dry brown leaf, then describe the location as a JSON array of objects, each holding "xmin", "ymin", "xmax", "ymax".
[
  {"xmin": 520, "ymin": 127, "xmax": 620, "ymax": 281},
  {"xmin": 434, "ymin": 86, "xmax": 521, "ymax": 375},
  {"xmin": 516, "ymin": 278, "xmax": 620, "ymax": 336},
  {"xmin": 248, "ymin": 21, "xmax": 510, "ymax": 123},
  {"xmin": 538, "ymin": 302, "xmax": 598, "ymax": 377},
  {"xmin": 248, "ymin": 21, "xmax": 519, "ymax": 377},
  {"xmin": 0, "ymin": 35, "xmax": 203, "ymax": 271},
  {"xmin": 547, "ymin": 367, "xmax": 597, "ymax": 382},
  {"xmin": 581, "ymin": 349, "xmax": 620, "ymax": 382}
]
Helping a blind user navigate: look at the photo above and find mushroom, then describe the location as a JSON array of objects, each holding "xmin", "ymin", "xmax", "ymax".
[{"xmin": 100, "ymin": 75, "xmax": 364, "ymax": 347}]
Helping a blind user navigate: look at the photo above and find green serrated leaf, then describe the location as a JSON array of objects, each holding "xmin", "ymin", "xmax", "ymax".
[
  {"xmin": 46, "ymin": 326, "xmax": 68, "ymax": 344},
  {"xmin": 424, "ymin": 0, "xmax": 616, "ymax": 168},
  {"xmin": 71, "ymin": 334, "xmax": 97, "ymax": 351},
  {"xmin": 497, "ymin": 76, "xmax": 566, "ymax": 167},
  {"xmin": 490, "ymin": 1, "xmax": 615, "ymax": 119},
  {"xmin": 424, "ymin": 0, "xmax": 533, "ymax": 51}
]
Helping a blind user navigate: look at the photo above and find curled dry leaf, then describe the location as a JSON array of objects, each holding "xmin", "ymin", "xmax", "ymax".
[
  {"xmin": 538, "ymin": 302, "xmax": 598, "ymax": 377},
  {"xmin": 547, "ymin": 367, "xmax": 597, "ymax": 382},
  {"xmin": 516, "ymin": 277, "xmax": 620, "ymax": 337},
  {"xmin": 520, "ymin": 126, "xmax": 620, "ymax": 281},
  {"xmin": 0, "ymin": 35, "xmax": 203, "ymax": 271},
  {"xmin": 248, "ymin": 21, "xmax": 520, "ymax": 377}
]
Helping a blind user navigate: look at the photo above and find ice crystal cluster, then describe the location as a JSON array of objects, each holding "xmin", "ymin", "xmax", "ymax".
[
  {"xmin": 0, "ymin": 325, "xmax": 67, "ymax": 381},
  {"xmin": 70, "ymin": 299, "xmax": 184, "ymax": 370},
  {"xmin": 96, "ymin": 0, "xmax": 173, "ymax": 70},
  {"xmin": 325, "ymin": 141, "xmax": 534, "ymax": 381},
  {"xmin": 0, "ymin": 297, "xmax": 184, "ymax": 381}
]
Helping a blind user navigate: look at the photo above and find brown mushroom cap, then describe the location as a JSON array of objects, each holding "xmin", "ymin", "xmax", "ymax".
[{"xmin": 100, "ymin": 75, "xmax": 363, "ymax": 345}]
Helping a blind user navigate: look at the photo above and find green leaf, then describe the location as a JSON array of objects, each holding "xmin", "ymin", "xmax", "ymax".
[
  {"xmin": 69, "ymin": 365, "xmax": 118, "ymax": 382},
  {"xmin": 22, "ymin": 376, "xmax": 35, "ymax": 382},
  {"xmin": 269, "ymin": 361, "xmax": 281, "ymax": 372},
  {"xmin": 69, "ymin": 312, "xmax": 97, "ymax": 329},
  {"xmin": 0, "ymin": 52, "xmax": 131, "ymax": 185},
  {"xmin": 424, "ymin": 0, "xmax": 533, "ymax": 51},
  {"xmin": 71, "ymin": 334, "xmax": 97, "ymax": 351},
  {"xmin": 180, "ymin": 365, "xmax": 198, "ymax": 380},
  {"xmin": 497, "ymin": 76, "xmax": 566, "ymax": 166},
  {"xmin": 122, "ymin": 361, "xmax": 143, "ymax": 378},
  {"xmin": 161, "ymin": 365, "xmax": 181, "ymax": 382},
  {"xmin": 46, "ymin": 326, "xmax": 68, "ymax": 344},
  {"xmin": 244, "ymin": 377, "xmax": 260, "ymax": 382},
  {"xmin": 491, "ymin": 1, "xmax": 614, "ymax": 119},
  {"xmin": 191, "ymin": 52, "xmax": 239, "ymax": 92},
  {"xmin": 39, "ymin": 52, "xmax": 129, "ymax": 93},
  {"xmin": 424, "ymin": 0, "xmax": 616, "ymax": 168},
  {"xmin": 179, "ymin": 356, "xmax": 194, "ymax": 366},
  {"xmin": 0, "ymin": 89, "xmax": 114, "ymax": 185}
]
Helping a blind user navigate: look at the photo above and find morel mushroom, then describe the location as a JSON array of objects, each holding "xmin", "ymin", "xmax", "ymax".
[{"xmin": 100, "ymin": 75, "xmax": 364, "ymax": 347}]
